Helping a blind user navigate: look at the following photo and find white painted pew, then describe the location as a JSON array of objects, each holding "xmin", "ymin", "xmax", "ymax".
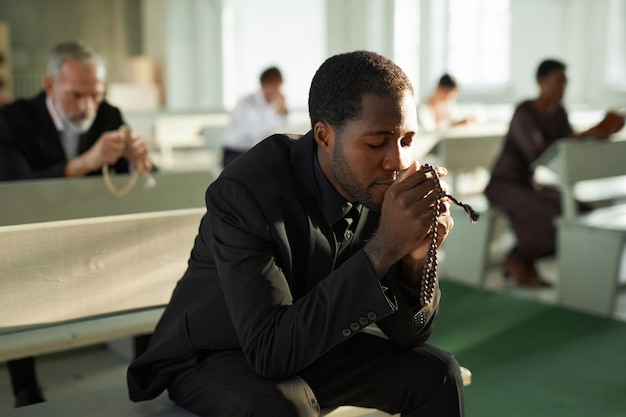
[
  {"xmin": 533, "ymin": 137, "xmax": 626, "ymax": 219},
  {"xmin": 420, "ymin": 124, "xmax": 507, "ymax": 286},
  {"xmin": 534, "ymin": 137, "xmax": 626, "ymax": 316},
  {"xmin": 556, "ymin": 205, "xmax": 626, "ymax": 316},
  {"xmin": 0, "ymin": 171, "xmax": 212, "ymax": 226},
  {"xmin": 1, "ymin": 173, "xmax": 210, "ymax": 415},
  {"xmin": 153, "ymin": 113, "xmax": 227, "ymax": 169},
  {"xmin": 0, "ymin": 171, "xmax": 211, "ymax": 356},
  {"xmin": 0, "ymin": 208, "xmax": 205, "ymax": 361},
  {"xmin": 150, "ymin": 110, "xmax": 311, "ymax": 173},
  {"xmin": 439, "ymin": 197, "xmax": 505, "ymax": 286},
  {"xmin": 412, "ymin": 124, "xmax": 506, "ymax": 171},
  {"xmin": 433, "ymin": 124, "xmax": 506, "ymax": 176}
]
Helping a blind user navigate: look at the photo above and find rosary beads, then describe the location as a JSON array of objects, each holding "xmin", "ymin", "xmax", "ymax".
[{"xmin": 419, "ymin": 164, "xmax": 480, "ymax": 306}]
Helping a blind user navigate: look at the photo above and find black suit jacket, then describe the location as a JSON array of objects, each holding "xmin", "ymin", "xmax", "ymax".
[
  {"xmin": 0, "ymin": 91, "xmax": 129, "ymax": 180},
  {"xmin": 127, "ymin": 131, "xmax": 441, "ymax": 401}
]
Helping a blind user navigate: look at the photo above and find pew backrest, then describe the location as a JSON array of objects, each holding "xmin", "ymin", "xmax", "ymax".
[
  {"xmin": 0, "ymin": 208, "xmax": 205, "ymax": 361},
  {"xmin": 533, "ymin": 137, "xmax": 626, "ymax": 219},
  {"xmin": 0, "ymin": 172, "xmax": 211, "ymax": 362}
]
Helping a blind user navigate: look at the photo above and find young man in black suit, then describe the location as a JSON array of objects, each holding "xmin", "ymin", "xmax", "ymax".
[{"xmin": 128, "ymin": 50, "xmax": 464, "ymax": 417}]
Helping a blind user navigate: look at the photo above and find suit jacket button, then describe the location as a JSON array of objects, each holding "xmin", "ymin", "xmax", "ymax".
[
  {"xmin": 367, "ymin": 312, "xmax": 377, "ymax": 321},
  {"xmin": 350, "ymin": 322, "xmax": 360, "ymax": 331},
  {"xmin": 342, "ymin": 328, "xmax": 352, "ymax": 337},
  {"xmin": 358, "ymin": 316, "xmax": 369, "ymax": 325},
  {"xmin": 413, "ymin": 311, "xmax": 426, "ymax": 326}
]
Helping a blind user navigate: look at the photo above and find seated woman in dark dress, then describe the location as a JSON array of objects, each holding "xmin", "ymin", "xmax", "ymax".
[{"xmin": 485, "ymin": 59, "xmax": 624, "ymax": 287}]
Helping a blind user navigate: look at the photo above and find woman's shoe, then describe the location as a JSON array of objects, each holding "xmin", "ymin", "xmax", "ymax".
[{"xmin": 504, "ymin": 258, "xmax": 552, "ymax": 288}]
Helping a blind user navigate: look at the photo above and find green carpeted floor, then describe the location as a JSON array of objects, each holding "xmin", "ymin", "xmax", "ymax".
[{"xmin": 430, "ymin": 280, "xmax": 626, "ymax": 417}]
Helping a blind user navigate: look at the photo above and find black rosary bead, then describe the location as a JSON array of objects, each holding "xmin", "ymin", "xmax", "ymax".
[{"xmin": 418, "ymin": 164, "xmax": 480, "ymax": 307}]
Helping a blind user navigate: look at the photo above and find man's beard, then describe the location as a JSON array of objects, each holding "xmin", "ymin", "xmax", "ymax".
[
  {"xmin": 55, "ymin": 102, "xmax": 96, "ymax": 134},
  {"xmin": 331, "ymin": 143, "xmax": 382, "ymax": 213}
]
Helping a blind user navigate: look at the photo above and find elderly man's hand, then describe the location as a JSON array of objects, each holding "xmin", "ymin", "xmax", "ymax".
[
  {"xmin": 85, "ymin": 129, "xmax": 128, "ymax": 170},
  {"xmin": 122, "ymin": 131, "xmax": 152, "ymax": 174}
]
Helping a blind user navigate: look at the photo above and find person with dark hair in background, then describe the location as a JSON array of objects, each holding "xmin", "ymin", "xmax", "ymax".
[
  {"xmin": 417, "ymin": 73, "xmax": 477, "ymax": 132},
  {"xmin": 0, "ymin": 40, "xmax": 154, "ymax": 407},
  {"xmin": 485, "ymin": 58, "xmax": 625, "ymax": 287},
  {"xmin": 221, "ymin": 66, "xmax": 289, "ymax": 167},
  {"xmin": 128, "ymin": 51, "xmax": 464, "ymax": 417}
]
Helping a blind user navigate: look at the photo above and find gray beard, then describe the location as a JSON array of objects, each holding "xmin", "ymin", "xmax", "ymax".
[
  {"xmin": 63, "ymin": 115, "xmax": 95, "ymax": 134},
  {"xmin": 53, "ymin": 100, "xmax": 95, "ymax": 134}
]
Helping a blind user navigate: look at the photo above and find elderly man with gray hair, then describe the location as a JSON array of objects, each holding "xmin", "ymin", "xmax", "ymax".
[
  {"xmin": 0, "ymin": 40, "xmax": 152, "ymax": 181},
  {"xmin": 0, "ymin": 40, "xmax": 153, "ymax": 407}
]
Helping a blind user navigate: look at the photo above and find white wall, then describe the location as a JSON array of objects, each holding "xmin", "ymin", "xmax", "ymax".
[
  {"xmin": 149, "ymin": 0, "xmax": 623, "ymax": 112},
  {"xmin": 421, "ymin": 0, "xmax": 625, "ymax": 110},
  {"xmin": 2, "ymin": 0, "xmax": 623, "ymax": 112},
  {"xmin": 0, "ymin": 0, "xmax": 132, "ymax": 98},
  {"xmin": 224, "ymin": 0, "xmax": 326, "ymax": 110},
  {"xmin": 141, "ymin": 0, "xmax": 224, "ymax": 111},
  {"xmin": 509, "ymin": 0, "xmax": 593, "ymax": 106},
  {"xmin": 141, "ymin": 0, "xmax": 326, "ymax": 111}
]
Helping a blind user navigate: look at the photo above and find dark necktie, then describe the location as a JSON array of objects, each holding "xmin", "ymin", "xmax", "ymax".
[{"xmin": 333, "ymin": 205, "xmax": 361, "ymax": 260}]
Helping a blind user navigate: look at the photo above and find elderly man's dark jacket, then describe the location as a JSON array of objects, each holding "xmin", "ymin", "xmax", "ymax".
[{"xmin": 127, "ymin": 131, "xmax": 440, "ymax": 401}]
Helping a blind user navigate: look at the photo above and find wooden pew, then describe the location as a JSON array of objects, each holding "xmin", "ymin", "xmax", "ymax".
[
  {"xmin": 0, "ymin": 170, "xmax": 212, "ymax": 226},
  {"xmin": 0, "ymin": 208, "xmax": 205, "ymax": 361},
  {"xmin": 440, "ymin": 198, "xmax": 505, "ymax": 286},
  {"xmin": 533, "ymin": 137, "xmax": 626, "ymax": 316},
  {"xmin": 0, "ymin": 171, "xmax": 211, "ymax": 354},
  {"xmin": 421, "ymin": 124, "xmax": 508, "ymax": 286},
  {"xmin": 1, "ymin": 172, "xmax": 470, "ymax": 417},
  {"xmin": 432, "ymin": 123, "xmax": 506, "ymax": 191},
  {"xmin": 1, "ymin": 172, "xmax": 210, "ymax": 416},
  {"xmin": 412, "ymin": 123, "xmax": 506, "ymax": 186},
  {"xmin": 533, "ymin": 137, "xmax": 626, "ymax": 219}
]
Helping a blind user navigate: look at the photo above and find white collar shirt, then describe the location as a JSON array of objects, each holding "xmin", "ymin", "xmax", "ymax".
[
  {"xmin": 46, "ymin": 96, "xmax": 81, "ymax": 160},
  {"xmin": 222, "ymin": 90, "xmax": 289, "ymax": 152}
]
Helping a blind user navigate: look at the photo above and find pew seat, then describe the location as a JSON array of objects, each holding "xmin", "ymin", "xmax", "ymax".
[
  {"xmin": 439, "ymin": 195, "xmax": 506, "ymax": 287},
  {"xmin": 556, "ymin": 204, "xmax": 626, "ymax": 316}
]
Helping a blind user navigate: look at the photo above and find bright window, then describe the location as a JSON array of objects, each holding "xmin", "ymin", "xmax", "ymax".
[
  {"xmin": 605, "ymin": 0, "xmax": 626, "ymax": 90},
  {"xmin": 445, "ymin": 0, "xmax": 511, "ymax": 88}
]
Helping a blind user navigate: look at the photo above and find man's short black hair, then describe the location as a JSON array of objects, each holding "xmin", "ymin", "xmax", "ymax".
[
  {"xmin": 536, "ymin": 59, "xmax": 566, "ymax": 81},
  {"xmin": 308, "ymin": 50, "xmax": 414, "ymax": 130},
  {"xmin": 438, "ymin": 73, "xmax": 457, "ymax": 89},
  {"xmin": 260, "ymin": 67, "xmax": 283, "ymax": 85}
]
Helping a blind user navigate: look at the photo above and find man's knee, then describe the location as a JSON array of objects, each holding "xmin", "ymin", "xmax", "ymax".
[
  {"xmin": 270, "ymin": 376, "xmax": 320, "ymax": 417},
  {"xmin": 422, "ymin": 349, "xmax": 463, "ymax": 393},
  {"xmin": 400, "ymin": 348, "xmax": 464, "ymax": 417},
  {"xmin": 437, "ymin": 350, "xmax": 462, "ymax": 383}
]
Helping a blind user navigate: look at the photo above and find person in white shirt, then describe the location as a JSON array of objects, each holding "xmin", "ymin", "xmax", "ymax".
[
  {"xmin": 417, "ymin": 74, "xmax": 477, "ymax": 132},
  {"xmin": 222, "ymin": 67, "xmax": 289, "ymax": 167}
]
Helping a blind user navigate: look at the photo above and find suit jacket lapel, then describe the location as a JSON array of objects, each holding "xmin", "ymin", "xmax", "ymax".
[
  {"xmin": 35, "ymin": 92, "xmax": 66, "ymax": 162},
  {"xmin": 290, "ymin": 131, "xmax": 337, "ymax": 293}
]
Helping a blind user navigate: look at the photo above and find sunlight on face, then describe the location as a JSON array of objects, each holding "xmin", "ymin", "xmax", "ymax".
[
  {"xmin": 48, "ymin": 59, "xmax": 105, "ymax": 133},
  {"xmin": 329, "ymin": 91, "xmax": 418, "ymax": 211}
]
